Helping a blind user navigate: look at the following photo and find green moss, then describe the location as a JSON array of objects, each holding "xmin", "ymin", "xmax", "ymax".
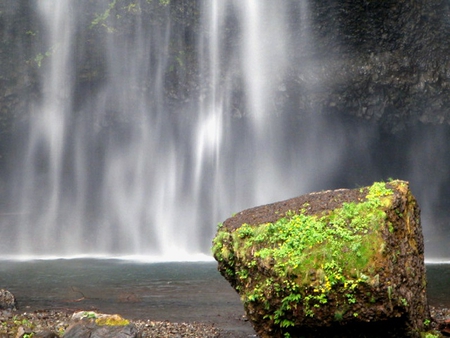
[
  {"xmin": 234, "ymin": 181, "xmax": 392, "ymax": 280},
  {"xmin": 81, "ymin": 311, "xmax": 97, "ymax": 319},
  {"xmin": 212, "ymin": 230, "xmax": 233, "ymax": 262},
  {"xmin": 421, "ymin": 332, "xmax": 441, "ymax": 338}
]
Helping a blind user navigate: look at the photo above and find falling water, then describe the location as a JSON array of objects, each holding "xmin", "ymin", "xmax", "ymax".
[
  {"xmin": 15, "ymin": 0, "xmax": 77, "ymax": 255},
  {"xmin": 0, "ymin": 0, "xmax": 448, "ymax": 260}
]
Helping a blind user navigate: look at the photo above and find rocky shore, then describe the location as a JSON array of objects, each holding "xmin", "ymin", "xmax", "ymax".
[
  {"xmin": 0, "ymin": 309, "xmax": 256, "ymax": 338},
  {"xmin": 1, "ymin": 306, "xmax": 450, "ymax": 337}
]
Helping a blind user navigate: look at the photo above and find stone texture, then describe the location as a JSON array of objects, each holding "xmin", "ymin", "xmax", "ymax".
[
  {"xmin": 213, "ymin": 180, "xmax": 430, "ymax": 337},
  {"xmin": 0, "ymin": 289, "xmax": 17, "ymax": 310},
  {"xmin": 63, "ymin": 312, "xmax": 140, "ymax": 338}
]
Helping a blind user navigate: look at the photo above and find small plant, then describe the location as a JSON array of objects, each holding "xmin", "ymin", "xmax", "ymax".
[
  {"xmin": 90, "ymin": 0, "xmax": 117, "ymax": 29},
  {"xmin": 388, "ymin": 223, "xmax": 395, "ymax": 233},
  {"xmin": 82, "ymin": 311, "xmax": 97, "ymax": 319},
  {"xmin": 346, "ymin": 293, "xmax": 357, "ymax": 304},
  {"xmin": 334, "ymin": 310, "xmax": 344, "ymax": 321},
  {"xmin": 34, "ymin": 47, "xmax": 55, "ymax": 68},
  {"xmin": 387, "ymin": 285, "xmax": 393, "ymax": 301}
]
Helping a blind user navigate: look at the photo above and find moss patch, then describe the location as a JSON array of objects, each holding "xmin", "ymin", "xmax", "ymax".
[{"xmin": 95, "ymin": 314, "xmax": 130, "ymax": 326}]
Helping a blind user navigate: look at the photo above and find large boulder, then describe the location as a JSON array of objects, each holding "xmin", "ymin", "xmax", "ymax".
[{"xmin": 212, "ymin": 180, "xmax": 431, "ymax": 337}]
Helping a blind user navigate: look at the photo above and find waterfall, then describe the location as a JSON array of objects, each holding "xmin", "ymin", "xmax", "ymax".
[
  {"xmin": 1, "ymin": 0, "xmax": 447, "ymax": 260},
  {"xmin": 15, "ymin": 0, "xmax": 77, "ymax": 255}
]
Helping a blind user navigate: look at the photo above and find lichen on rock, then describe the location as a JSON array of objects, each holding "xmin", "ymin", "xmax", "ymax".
[{"xmin": 212, "ymin": 180, "xmax": 431, "ymax": 337}]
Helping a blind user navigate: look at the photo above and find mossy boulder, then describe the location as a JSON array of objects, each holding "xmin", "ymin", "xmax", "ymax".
[{"xmin": 212, "ymin": 180, "xmax": 430, "ymax": 337}]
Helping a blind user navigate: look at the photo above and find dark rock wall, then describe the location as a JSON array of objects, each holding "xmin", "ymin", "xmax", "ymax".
[
  {"xmin": 278, "ymin": 0, "xmax": 450, "ymax": 133},
  {"xmin": 0, "ymin": 0, "xmax": 202, "ymax": 124},
  {"xmin": 2, "ymin": 0, "xmax": 450, "ymax": 134}
]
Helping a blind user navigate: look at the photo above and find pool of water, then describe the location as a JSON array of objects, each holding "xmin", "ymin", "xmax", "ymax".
[
  {"xmin": 0, "ymin": 259, "xmax": 449, "ymax": 335},
  {"xmin": 0, "ymin": 259, "xmax": 255, "ymax": 335},
  {"xmin": 425, "ymin": 263, "xmax": 450, "ymax": 308}
]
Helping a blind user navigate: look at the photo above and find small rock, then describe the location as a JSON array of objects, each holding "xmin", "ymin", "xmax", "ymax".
[
  {"xmin": 34, "ymin": 330, "xmax": 60, "ymax": 338},
  {"xmin": 63, "ymin": 311, "xmax": 140, "ymax": 338},
  {"xmin": 0, "ymin": 289, "xmax": 17, "ymax": 310}
]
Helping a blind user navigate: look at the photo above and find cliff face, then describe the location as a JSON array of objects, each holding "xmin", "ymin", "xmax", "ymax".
[
  {"xmin": 0, "ymin": 0, "xmax": 201, "ymax": 126},
  {"xmin": 2, "ymin": 0, "xmax": 450, "ymax": 135},
  {"xmin": 286, "ymin": 0, "xmax": 450, "ymax": 133},
  {"xmin": 213, "ymin": 180, "xmax": 430, "ymax": 337}
]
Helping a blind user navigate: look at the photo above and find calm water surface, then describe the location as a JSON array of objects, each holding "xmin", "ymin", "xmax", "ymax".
[
  {"xmin": 0, "ymin": 259, "xmax": 254, "ymax": 335},
  {"xmin": 0, "ymin": 259, "xmax": 449, "ymax": 335}
]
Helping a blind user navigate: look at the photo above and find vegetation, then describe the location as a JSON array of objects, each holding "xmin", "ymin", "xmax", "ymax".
[
  {"xmin": 95, "ymin": 314, "xmax": 130, "ymax": 326},
  {"xmin": 79, "ymin": 311, "xmax": 130, "ymax": 326},
  {"xmin": 0, "ymin": 313, "xmax": 66, "ymax": 337},
  {"xmin": 90, "ymin": 0, "xmax": 171, "ymax": 30}
]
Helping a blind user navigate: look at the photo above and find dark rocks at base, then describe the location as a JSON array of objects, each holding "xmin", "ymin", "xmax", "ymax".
[
  {"xmin": 33, "ymin": 330, "xmax": 59, "ymax": 338},
  {"xmin": 16, "ymin": 327, "xmax": 58, "ymax": 338},
  {"xmin": 438, "ymin": 319, "xmax": 450, "ymax": 336},
  {"xmin": 62, "ymin": 312, "xmax": 140, "ymax": 338},
  {"xmin": 0, "ymin": 289, "xmax": 17, "ymax": 310}
]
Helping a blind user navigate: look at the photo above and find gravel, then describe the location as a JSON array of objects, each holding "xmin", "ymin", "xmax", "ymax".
[
  {"xmin": 1, "ymin": 306, "xmax": 449, "ymax": 337},
  {"xmin": 0, "ymin": 309, "xmax": 253, "ymax": 338}
]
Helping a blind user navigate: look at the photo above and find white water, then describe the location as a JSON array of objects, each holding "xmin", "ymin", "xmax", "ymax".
[
  {"xmin": 1, "ymin": 1, "xmax": 445, "ymax": 260},
  {"xmin": 2, "ymin": 0, "xmax": 333, "ymax": 259}
]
